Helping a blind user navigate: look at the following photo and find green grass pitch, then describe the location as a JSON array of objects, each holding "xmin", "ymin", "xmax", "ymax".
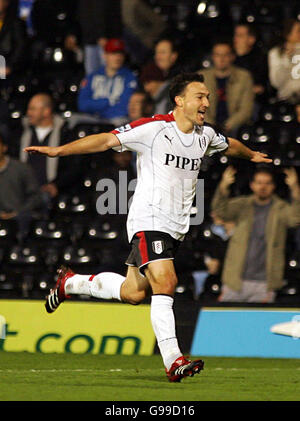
[{"xmin": 0, "ymin": 352, "xmax": 299, "ymax": 401}]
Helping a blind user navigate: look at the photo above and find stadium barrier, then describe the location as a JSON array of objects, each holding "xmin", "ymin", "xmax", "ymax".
[
  {"xmin": 191, "ymin": 308, "xmax": 300, "ymax": 358},
  {"xmin": 1, "ymin": 300, "xmax": 299, "ymax": 358},
  {"xmin": 0, "ymin": 300, "xmax": 155, "ymax": 355}
]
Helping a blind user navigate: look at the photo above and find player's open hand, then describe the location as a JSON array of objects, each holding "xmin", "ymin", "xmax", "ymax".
[
  {"xmin": 23, "ymin": 146, "xmax": 61, "ymax": 157},
  {"xmin": 250, "ymin": 151, "xmax": 272, "ymax": 163}
]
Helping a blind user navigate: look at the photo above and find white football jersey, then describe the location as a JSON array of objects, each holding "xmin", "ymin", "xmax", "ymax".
[{"xmin": 111, "ymin": 112, "xmax": 228, "ymax": 242}]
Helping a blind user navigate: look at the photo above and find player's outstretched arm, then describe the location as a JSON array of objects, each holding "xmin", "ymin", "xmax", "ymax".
[
  {"xmin": 24, "ymin": 133, "xmax": 120, "ymax": 157},
  {"xmin": 224, "ymin": 137, "xmax": 273, "ymax": 163}
]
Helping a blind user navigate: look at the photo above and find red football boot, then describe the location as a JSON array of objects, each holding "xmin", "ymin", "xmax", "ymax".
[
  {"xmin": 45, "ymin": 265, "xmax": 74, "ymax": 313},
  {"xmin": 166, "ymin": 356, "xmax": 204, "ymax": 382}
]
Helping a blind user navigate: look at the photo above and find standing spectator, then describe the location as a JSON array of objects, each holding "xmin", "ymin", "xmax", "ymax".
[
  {"xmin": 0, "ymin": 0, "xmax": 27, "ymax": 80},
  {"xmin": 77, "ymin": 0, "xmax": 122, "ymax": 76},
  {"xmin": 268, "ymin": 19, "xmax": 300, "ymax": 102},
  {"xmin": 212, "ymin": 166, "xmax": 300, "ymax": 303},
  {"xmin": 78, "ymin": 39, "xmax": 138, "ymax": 125},
  {"xmin": 121, "ymin": 0, "xmax": 166, "ymax": 66},
  {"xmin": 0, "ymin": 133, "xmax": 43, "ymax": 239},
  {"xmin": 233, "ymin": 23, "xmax": 268, "ymax": 98},
  {"xmin": 199, "ymin": 40, "xmax": 254, "ymax": 136},
  {"xmin": 16, "ymin": 93, "xmax": 84, "ymax": 200}
]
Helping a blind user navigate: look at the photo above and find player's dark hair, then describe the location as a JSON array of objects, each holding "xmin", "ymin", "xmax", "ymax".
[{"xmin": 169, "ymin": 72, "xmax": 205, "ymax": 107}]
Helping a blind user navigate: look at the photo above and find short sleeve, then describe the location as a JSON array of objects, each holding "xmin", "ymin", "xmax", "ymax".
[
  {"xmin": 204, "ymin": 126, "xmax": 229, "ymax": 157},
  {"xmin": 110, "ymin": 118, "xmax": 157, "ymax": 153}
]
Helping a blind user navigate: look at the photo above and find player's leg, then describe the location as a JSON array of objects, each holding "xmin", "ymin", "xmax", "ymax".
[
  {"xmin": 120, "ymin": 265, "xmax": 151, "ymax": 305},
  {"xmin": 66, "ymin": 265, "xmax": 150, "ymax": 304},
  {"xmin": 45, "ymin": 264, "xmax": 149, "ymax": 313},
  {"xmin": 145, "ymin": 260, "xmax": 204, "ymax": 381},
  {"xmin": 145, "ymin": 260, "xmax": 181, "ymax": 369}
]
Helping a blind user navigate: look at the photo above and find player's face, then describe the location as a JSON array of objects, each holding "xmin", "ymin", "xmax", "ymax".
[
  {"xmin": 212, "ymin": 45, "xmax": 234, "ymax": 71},
  {"xmin": 180, "ymin": 82, "xmax": 210, "ymax": 126},
  {"xmin": 250, "ymin": 173, "xmax": 275, "ymax": 200}
]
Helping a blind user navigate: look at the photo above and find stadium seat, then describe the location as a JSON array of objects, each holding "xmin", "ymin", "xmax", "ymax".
[
  {"xmin": 71, "ymin": 123, "xmax": 115, "ymax": 140},
  {"xmin": 53, "ymin": 194, "xmax": 90, "ymax": 218},
  {"xmin": 2, "ymin": 246, "xmax": 44, "ymax": 297},
  {"xmin": 42, "ymin": 246, "xmax": 62, "ymax": 268},
  {"xmin": 287, "ymin": 251, "xmax": 300, "ymax": 271},
  {"xmin": 79, "ymin": 218, "xmax": 130, "ymax": 269},
  {"xmin": 83, "ymin": 220, "xmax": 119, "ymax": 241},
  {"xmin": 252, "ymin": 121, "xmax": 273, "ymax": 144},
  {"xmin": 238, "ymin": 124, "xmax": 253, "ymax": 143},
  {"xmin": 5, "ymin": 245, "xmax": 43, "ymax": 268},
  {"xmin": 276, "ymin": 281, "xmax": 300, "ymax": 303},
  {"xmin": 259, "ymin": 104, "xmax": 277, "ymax": 122},
  {"xmin": 275, "ymin": 102, "xmax": 296, "ymax": 123},
  {"xmin": 28, "ymin": 219, "xmax": 70, "ymax": 249},
  {"xmin": 31, "ymin": 271, "xmax": 57, "ymax": 299},
  {"xmin": 61, "ymin": 245, "xmax": 100, "ymax": 272},
  {"xmin": 0, "ymin": 272, "xmax": 18, "ymax": 296},
  {"xmin": 0, "ymin": 220, "xmax": 18, "ymax": 248}
]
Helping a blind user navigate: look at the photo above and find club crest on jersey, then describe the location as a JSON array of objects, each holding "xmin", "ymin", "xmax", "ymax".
[
  {"xmin": 152, "ymin": 240, "xmax": 164, "ymax": 254},
  {"xmin": 198, "ymin": 135, "xmax": 208, "ymax": 150}
]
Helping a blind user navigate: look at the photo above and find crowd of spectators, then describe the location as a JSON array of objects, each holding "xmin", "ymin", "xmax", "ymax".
[{"xmin": 0, "ymin": 0, "xmax": 300, "ymax": 304}]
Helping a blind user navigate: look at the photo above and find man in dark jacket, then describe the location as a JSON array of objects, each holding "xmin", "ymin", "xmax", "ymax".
[
  {"xmin": 0, "ymin": 133, "xmax": 43, "ymax": 238},
  {"xmin": 233, "ymin": 23, "xmax": 268, "ymax": 99},
  {"xmin": 14, "ymin": 93, "xmax": 85, "ymax": 199}
]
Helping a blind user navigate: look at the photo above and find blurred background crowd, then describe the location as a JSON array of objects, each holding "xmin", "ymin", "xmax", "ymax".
[{"xmin": 0, "ymin": 0, "xmax": 300, "ymax": 305}]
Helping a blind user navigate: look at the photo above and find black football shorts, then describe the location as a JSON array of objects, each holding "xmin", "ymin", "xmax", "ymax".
[{"xmin": 125, "ymin": 231, "xmax": 181, "ymax": 275}]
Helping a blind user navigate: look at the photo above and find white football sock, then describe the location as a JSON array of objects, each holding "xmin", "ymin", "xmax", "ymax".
[
  {"xmin": 150, "ymin": 294, "xmax": 182, "ymax": 370},
  {"xmin": 64, "ymin": 272, "xmax": 125, "ymax": 301}
]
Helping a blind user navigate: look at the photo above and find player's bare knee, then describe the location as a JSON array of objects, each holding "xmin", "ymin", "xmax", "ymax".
[
  {"xmin": 150, "ymin": 273, "xmax": 178, "ymax": 296},
  {"xmin": 122, "ymin": 292, "xmax": 145, "ymax": 305}
]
